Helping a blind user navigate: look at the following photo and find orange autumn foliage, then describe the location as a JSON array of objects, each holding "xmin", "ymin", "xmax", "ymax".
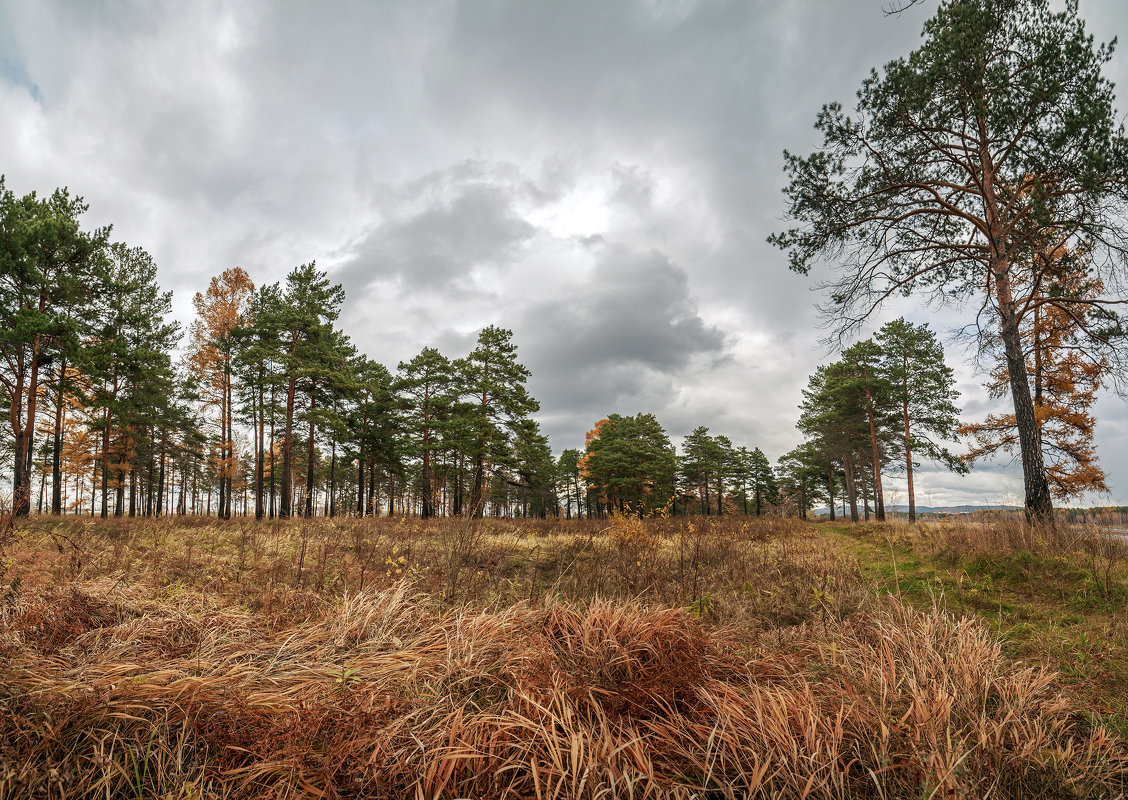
[
  {"xmin": 961, "ymin": 249, "xmax": 1108, "ymax": 500},
  {"xmin": 188, "ymin": 267, "xmax": 254, "ymax": 482}
]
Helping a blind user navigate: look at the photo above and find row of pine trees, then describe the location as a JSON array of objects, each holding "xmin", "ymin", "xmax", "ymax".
[
  {"xmin": 2, "ymin": 179, "xmax": 791, "ymax": 521},
  {"xmin": 4, "ymin": 179, "xmax": 1099, "ymax": 521}
]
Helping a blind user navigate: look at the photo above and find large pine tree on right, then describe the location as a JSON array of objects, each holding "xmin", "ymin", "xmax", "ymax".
[{"xmin": 771, "ymin": 0, "xmax": 1128, "ymax": 525}]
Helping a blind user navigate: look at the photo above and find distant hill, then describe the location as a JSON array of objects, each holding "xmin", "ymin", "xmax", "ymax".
[{"xmin": 814, "ymin": 504, "xmax": 1023, "ymax": 517}]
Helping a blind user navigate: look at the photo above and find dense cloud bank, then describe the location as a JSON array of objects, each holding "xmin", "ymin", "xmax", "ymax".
[{"xmin": 3, "ymin": 0, "xmax": 1128, "ymax": 504}]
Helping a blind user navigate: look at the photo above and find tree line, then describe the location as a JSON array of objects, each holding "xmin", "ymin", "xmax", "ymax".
[
  {"xmin": 1, "ymin": 171, "xmax": 1109, "ymax": 523},
  {"xmin": 0, "ymin": 179, "xmax": 553, "ymax": 520},
  {"xmin": 0, "ymin": 180, "xmax": 787, "ymax": 521}
]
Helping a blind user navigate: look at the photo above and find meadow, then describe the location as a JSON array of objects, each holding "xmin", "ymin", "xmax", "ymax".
[{"xmin": 3, "ymin": 511, "xmax": 1128, "ymax": 799}]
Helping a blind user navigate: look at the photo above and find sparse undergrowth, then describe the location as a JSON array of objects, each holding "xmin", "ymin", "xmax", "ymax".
[{"xmin": 2, "ymin": 514, "xmax": 1127, "ymax": 798}]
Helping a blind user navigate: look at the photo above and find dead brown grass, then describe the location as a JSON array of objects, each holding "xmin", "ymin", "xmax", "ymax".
[{"xmin": 2, "ymin": 515, "xmax": 1126, "ymax": 798}]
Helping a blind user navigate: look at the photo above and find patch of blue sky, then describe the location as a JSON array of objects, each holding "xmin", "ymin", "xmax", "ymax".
[{"xmin": 0, "ymin": 54, "xmax": 42, "ymax": 104}]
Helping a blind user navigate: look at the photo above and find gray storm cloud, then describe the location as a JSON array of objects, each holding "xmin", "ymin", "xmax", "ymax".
[{"xmin": 3, "ymin": 0, "xmax": 1128, "ymax": 505}]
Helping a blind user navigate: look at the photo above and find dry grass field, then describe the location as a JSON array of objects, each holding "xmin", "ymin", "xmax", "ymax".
[{"xmin": 2, "ymin": 512, "xmax": 1128, "ymax": 798}]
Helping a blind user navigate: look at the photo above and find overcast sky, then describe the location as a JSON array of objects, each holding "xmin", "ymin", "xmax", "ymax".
[{"xmin": 3, "ymin": 0, "xmax": 1128, "ymax": 507}]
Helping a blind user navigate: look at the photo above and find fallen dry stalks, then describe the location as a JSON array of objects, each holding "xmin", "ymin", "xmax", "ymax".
[{"xmin": 3, "ymin": 579, "xmax": 1125, "ymax": 798}]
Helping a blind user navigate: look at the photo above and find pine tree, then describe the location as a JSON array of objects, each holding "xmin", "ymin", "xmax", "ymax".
[
  {"xmin": 581, "ymin": 413, "xmax": 676, "ymax": 516},
  {"xmin": 397, "ymin": 347, "xmax": 455, "ymax": 518},
  {"xmin": 0, "ymin": 178, "xmax": 108, "ymax": 515},
  {"xmin": 746, "ymin": 447, "xmax": 777, "ymax": 516},
  {"xmin": 556, "ymin": 448, "xmax": 583, "ymax": 519},
  {"xmin": 188, "ymin": 268, "xmax": 253, "ymax": 519},
  {"xmin": 875, "ymin": 319, "xmax": 965, "ymax": 522},
  {"xmin": 457, "ymin": 326, "xmax": 539, "ymax": 518},
  {"xmin": 263, "ymin": 263, "xmax": 345, "ymax": 518}
]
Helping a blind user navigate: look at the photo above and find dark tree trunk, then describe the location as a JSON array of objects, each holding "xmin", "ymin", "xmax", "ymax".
[
  {"xmin": 255, "ymin": 377, "xmax": 264, "ymax": 520},
  {"xmin": 100, "ymin": 411, "xmax": 111, "ymax": 519},
  {"xmin": 368, "ymin": 463, "xmax": 377, "ymax": 516},
  {"xmin": 156, "ymin": 432, "xmax": 167, "ymax": 516},
  {"xmin": 14, "ymin": 344, "xmax": 42, "ymax": 517},
  {"xmin": 902, "ymin": 388, "xmax": 916, "ymax": 524},
  {"xmin": 280, "ymin": 376, "xmax": 296, "ymax": 518},
  {"xmin": 863, "ymin": 379, "xmax": 886, "ymax": 522},
  {"xmin": 857, "ymin": 450, "xmax": 869, "ymax": 522},
  {"xmin": 329, "ymin": 440, "xmax": 336, "ymax": 517},
  {"xmin": 51, "ymin": 358, "xmax": 67, "ymax": 515},
  {"xmin": 224, "ymin": 373, "xmax": 233, "ymax": 520},
  {"xmin": 305, "ymin": 413, "xmax": 316, "ymax": 518},
  {"xmin": 996, "ymin": 269, "xmax": 1055, "ymax": 525},
  {"xmin": 420, "ymin": 431, "xmax": 433, "ymax": 519},
  {"xmin": 843, "ymin": 457, "xmax": 859, "ymax": 523},
  {"xmin": 826, "ymin": 469, "xmax": 835, "ymax": 521},
  {"xmin": 357, "ymin": 457, "xmax": 365, "ymax": 516}
]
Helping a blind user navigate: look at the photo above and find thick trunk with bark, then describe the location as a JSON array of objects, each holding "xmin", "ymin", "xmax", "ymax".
[
  {"xmin": 357, "ymin": 457, "xmax": 365, "ymax": 516},
  {"xmin": 996, "ymin": 270, "xmax": 1055, "ymax": 525},
  {"xmin": 982, "ymin": 152, "xmax": 1054, "ymax": 526}
]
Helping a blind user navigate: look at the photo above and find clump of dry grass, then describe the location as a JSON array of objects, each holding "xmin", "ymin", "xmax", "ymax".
[{"xmin": 4, "ymin": 576, "xmax": 1126, "ymax": 798}]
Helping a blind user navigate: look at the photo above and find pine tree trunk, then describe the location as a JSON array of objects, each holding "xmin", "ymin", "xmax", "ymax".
[
  {"xmin": 100, "ymin": 410, "xmax": 111, "ymax": 519},
  {"xmin": 843, "ymin": 457, "xmax": 859, "ymax": 523},
  {"xmin": 280, "ymin": 376, "xmax": 296, "ymax": 518},
  {"xmin": 9, "ymin": 351, "xmax": 28, "ymax": 516},
  {"xmin": 156, "ymin": 432, "xmax": 166, "ymax": 516},
  {"xmin": 269, "ymin": 397, "xmax": 276, "ymax": 519},
  {"xmin": 37, "ymin": 451, "xmax": 48, "ymax": 514},
  {"xmin": 901, "ymin": 359, "xmax": 916, "ymax": 524},
  {"xmin": 15, "ymin": 338, "xmax": 42, "ymax": 517},
  {"xmin": 421, "ymin": 429, "xmax": 433, "ymax": 519},
  {"xmin": 864, "ymin": 382, "xmax": 885, "ymax": 522},
  {"xmin": 857, "ymin": 450, "xmax": 869, "ymax": 522},
  {"xmin": 996, "ymin": 267, "xmax": 1055, "ymax": 525},
  {"xmin": 305, "ymin": 411, "xmax": 316, "ymax": 518},
  {"xmin": 218, "ymin": 374, "xmax": 227, "ymax": 519},
  {"xmin": 255, "ymin": 377, "xmax": 265, "ymax": 520},
  {"xmin": 224, "ymin": 373, "xmax": 233, "ymax": 520},
  {"xmin": 357, "ymin": 457, "xmax": 365, "ymax": 516},
  {"xmin": 329, "ymin": 440, "xmax": 336, "ymax": 517},
  {"xmin": 368, "ymin": 464, "xmax": 376, "ymax": 516},
  {"xmin": 51, "ymin": 358, "xmax": 66, "ymax": 515},
  {"xmin": 826, "ymin": 469, "xmax": 835, "ymax": 521}
]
